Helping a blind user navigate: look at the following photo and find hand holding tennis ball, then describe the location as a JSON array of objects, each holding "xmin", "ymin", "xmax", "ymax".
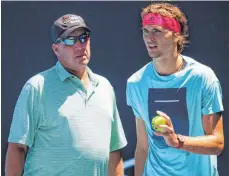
[
  {"xmin": 152, "ymin": 111, "xmax": 180, "ymax": 148},
  {"xmin": 151, "ymin": 115, "xmax": 167, "ymax": 132}
]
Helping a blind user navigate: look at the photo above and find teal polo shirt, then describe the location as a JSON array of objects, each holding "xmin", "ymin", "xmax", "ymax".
[{"xmin": 8, "ymin": 61, "xmax": 127, "ymax": 176}]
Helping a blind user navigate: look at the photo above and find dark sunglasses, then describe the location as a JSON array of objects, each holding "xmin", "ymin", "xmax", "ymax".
[{"xmin": 55, "ymin": 32, "xmax": 91, "ymax": 46}]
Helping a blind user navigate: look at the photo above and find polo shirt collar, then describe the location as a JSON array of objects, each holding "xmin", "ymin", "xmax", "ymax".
[
  {"xmin": 56, "ymin": 61, "xmax": 72, "ymax": 82},
  {"xmin": 56, "ymin": 61, "xmax": 99, "ymax": 86}
]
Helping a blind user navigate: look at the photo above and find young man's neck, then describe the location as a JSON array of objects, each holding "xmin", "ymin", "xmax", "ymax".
[{"xmin": 153, "ymin": 52, "xmax": 184, "ymax": 76}]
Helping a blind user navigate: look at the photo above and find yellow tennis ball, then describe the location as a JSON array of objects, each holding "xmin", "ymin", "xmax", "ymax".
[{"xmin": 151, "ymin": 116, "xmax": 167, "ymax": 132}]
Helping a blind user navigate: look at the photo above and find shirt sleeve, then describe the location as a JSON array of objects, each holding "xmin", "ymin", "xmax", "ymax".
[
  {"xmin": 110, "ymin": 89, "xmax": 127, "ymax": 152},
  {"xmin": 202, "ymin": 80, "xmax": 224, "ymax": 115},
  {"xmin": 8, "ymin": 83, "xmax": 40, "ymax": 147},
  {"xmin": 126, "ymin": 83, "xmax": 141, "ymax": 118}
]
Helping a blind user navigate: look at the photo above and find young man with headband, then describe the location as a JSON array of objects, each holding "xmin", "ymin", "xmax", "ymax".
[
  {"xmin": 5, "ymin": 14, "xmax": 127, "ymax": 176},
  {"xmin": 126, "ymin": 3, "xmax": 224, "ymax": 176}
]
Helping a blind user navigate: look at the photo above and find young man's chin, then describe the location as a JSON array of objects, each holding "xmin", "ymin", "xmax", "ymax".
[{"xmin": 148, "ymin": 53, "xmax": 160, "ymax": 60}]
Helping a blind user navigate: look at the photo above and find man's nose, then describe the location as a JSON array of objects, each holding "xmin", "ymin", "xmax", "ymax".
[{"xmin": 146, "ymin": 34, "xmax": 156, "ymax": 42}]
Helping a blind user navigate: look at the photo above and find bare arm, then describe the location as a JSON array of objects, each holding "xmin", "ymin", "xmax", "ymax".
[
  {"xmin": 180, "ymin": 113, "xmax": 224, "ymax": 155},
  {"xmin": 155, "ymin": 111, "xmax": 224, "ymax": 155},
  {"xmin": 109, "ymin": 150, "xmax": 123, "ymax": 176},
  {"xmin": 135, "ymin": 117, "xmax": 148, "ymax": 176},
  {"xmin": 5, "ymin": 142, "xmax": 28, "ymax": 176}
]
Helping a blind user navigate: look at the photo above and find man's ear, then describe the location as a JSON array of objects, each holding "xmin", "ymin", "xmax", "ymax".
[
  {"xmin": 173, "ymin": 34, "xmax": 181, "ymax": 43},
  {"xmin": 52, "ymin": 44, "xmax": 59, "ymax": 56}
]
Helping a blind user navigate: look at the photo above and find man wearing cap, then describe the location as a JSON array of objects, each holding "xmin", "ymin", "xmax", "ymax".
[
  {"xmin": 126, "ymin": 3, "xmax": 224, "ymax": 176},
  {"xmin": 5, "ymin": 14, "xmax": 127, "ymax": 176}
]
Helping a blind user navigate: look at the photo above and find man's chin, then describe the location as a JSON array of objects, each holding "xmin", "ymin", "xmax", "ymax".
[
  {"xmin": 149, "ymin": 53, "xmax": 160, "ymax": 59},
  {"xmin": 79, "ymin": 59, "xmax": 89, "ymax": 65}
]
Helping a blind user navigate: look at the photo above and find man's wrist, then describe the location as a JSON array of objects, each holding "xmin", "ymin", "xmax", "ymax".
[{"xmin": 174, "ymin": 134, "xmax": 185, "ymax": 149}]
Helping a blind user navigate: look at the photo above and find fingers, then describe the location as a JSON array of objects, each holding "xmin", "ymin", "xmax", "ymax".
[
  {"xmin": 154, "ymin": 130, "xmax": 172, "ymax": 137},
  {"xmin": 154, "ymin": 124, "xmax": 174, "ymax": 135},
  {"xmin": 156, "ymin": 110, "xmax": 174, "ymax": 129},
  {"xmin": 158, "ymin": 125, "xmax": 174, "ymax": 133}
]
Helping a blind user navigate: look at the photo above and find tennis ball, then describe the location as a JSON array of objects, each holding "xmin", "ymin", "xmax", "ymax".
[{"xmin": 151, "ymin": 116, "xmax": 167, "ymax": 132}]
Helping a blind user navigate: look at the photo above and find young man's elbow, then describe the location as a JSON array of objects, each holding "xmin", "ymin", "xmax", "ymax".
[
  {"xmin": 136, "ymin": 142, "xmax": 148, "ymax": 154},
  {"xmin": 215, "ymin": 142, "xmax": 224, "ymax": 156}
]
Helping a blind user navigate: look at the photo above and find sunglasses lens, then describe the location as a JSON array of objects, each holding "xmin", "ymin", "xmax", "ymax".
[
  {"xmin": 64, "ymin": 39, "xmax": 75, "ymax": 46},
  {"xmin": 62, "ymin": 33, "xmax": 90, "ymax": 45},
  {"xmin": 79, "ymin": 34, "xmax": 89, "ymax": 43}
]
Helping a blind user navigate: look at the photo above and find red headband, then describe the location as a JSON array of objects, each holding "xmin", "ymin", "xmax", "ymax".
[{"xmin": 142, "ymin": 13, "xmax": 181, "ymax": 33}]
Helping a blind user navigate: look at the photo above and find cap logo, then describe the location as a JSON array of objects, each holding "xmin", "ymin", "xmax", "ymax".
[{"xmin": 62, "ymin": 15, "xmax": 81, "ymax": 25}]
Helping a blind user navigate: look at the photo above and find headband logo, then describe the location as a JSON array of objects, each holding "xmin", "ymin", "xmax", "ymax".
[
  {"xmin": 149, "ymin": 16, "xmax": 155, "ymax": 21},
  {"xmin": 142, "ymin": 13, "xmax": 181, "ymax": 33}
]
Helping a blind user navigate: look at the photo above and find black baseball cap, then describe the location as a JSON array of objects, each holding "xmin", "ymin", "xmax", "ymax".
[{"xmin": 51, "ymin": 14, "xmax": 92, "ymax": 42}]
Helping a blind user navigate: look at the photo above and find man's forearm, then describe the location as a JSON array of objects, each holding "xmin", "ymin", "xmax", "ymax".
[
  {"xmin": 135, "ymin": 148, "xmax": 148, "ymax": 176},
  {"xmin": 113, "ymin": 158, "xmax": 124, "ymax": 176},
  {"xmin": 180, "ymin": 134, "xmax": 224, "ymax": 155},
  {"xmin": 109, "ymin": 150, "xmax": 124, "ymax": 176},
  {"xmin": 5, "ymin": 144, "xmax": 27, "ymax": 176}
]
